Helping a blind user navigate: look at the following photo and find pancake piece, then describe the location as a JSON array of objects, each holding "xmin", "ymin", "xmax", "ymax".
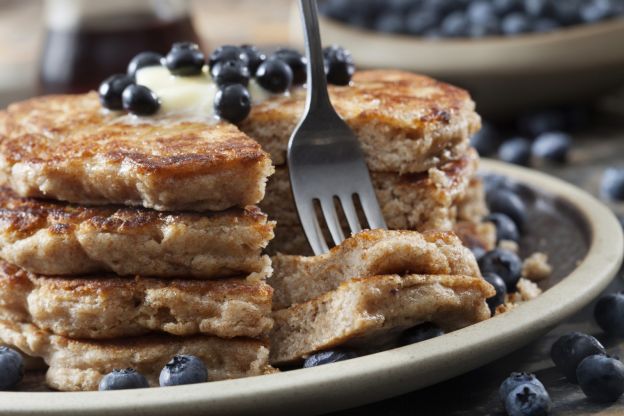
[
  {"xmin": 0, "ymin": 260, "xmax": 273, "ymax": 339},
  {"xmin": 0, "ymin": 93, "xmax": 273, "ymax": 211},
  {"xmin": 0, "ymin": 187, "xmax": 274, "ymax": 278},
  {"xmin": 269, "ymin": 229, "xmax": 481, "ymax": 309},
  {"xmin": 270, "ymin": 274, "xmax": 494, "ymax": 364},
  {"xmin": 242, "ymin": 70, "xmax": 480, "ymax": 173},
  {"xmin": 0, "ymin": 320, "xmax": 275, "ymax": 391}
]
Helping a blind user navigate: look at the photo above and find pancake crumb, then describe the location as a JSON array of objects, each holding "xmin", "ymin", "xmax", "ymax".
[{"xmin": 522, "ymin": 252, "xmax": 552, "ymax": 281}]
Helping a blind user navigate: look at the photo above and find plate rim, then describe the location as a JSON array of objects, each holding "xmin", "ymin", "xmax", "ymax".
[{"xmin": 1, "ymin": 160, "xmax": 623, "ymax": 416}]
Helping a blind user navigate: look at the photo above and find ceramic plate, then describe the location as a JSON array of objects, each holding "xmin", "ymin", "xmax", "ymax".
[{"xmin": 1, "ymin": 160, "xmax": 622, "ymax": 416}]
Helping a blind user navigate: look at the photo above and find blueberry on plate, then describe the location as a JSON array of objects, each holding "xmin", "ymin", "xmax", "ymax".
[
  {"xmin": 208, "ymin": 45, "xmax": 249, "ymax": 71},
  {"xmin": 580, "ymin": 0, "xmax": 614, "ymax": 23},
  {"xmin": 504, "ymin": 383, "xmax": 551, "ymax": 416},
  {"xmin": 121, "ymin": 84, "xmax": 160, "ymax": 116},
  {"xmin": 127, "ymin": 51, "xmax": 164, "ymax": 77},
  {"xmin": 98, "ymin": 368, "xmax": 149, "ymax": 390},
  {"xmin": 533, "ymin": 18, "xmax": 559, "ymax": 32},
  {"xmin": 601, "ymin": 167, "xmax": 624, "ymax": 201},
  {"xmin": 532, "ymin": 131, "xmax": 571, "ymax": 163},
  {"xmin": 240, "ymin": 44, "xmax": 266, "ymax": 74},
  {"xmin": 165, "ymin": 42, "xmax": 205, "ymax": 76},
  {"xmin": 493, "ymin": 0, "xmax": 523, "ymax": 16},
  {"xmin": 550, "ymin": 332, "xmax": 606, "ymax": 383},
  {"xmin": 98, "ymin": 74, "xmax": 135, "ymax": 110},
  {"xmin": 523, "ymin": 0, "xmax": 550, "ymax": 17},
  {"xmin": 498, "ymin": 137, "xmax": 532, "ymax": 166},
  {"xmin": 0, "ymin": 346, "xmax": 23, "ymax": 390},
  {"xmin": 398, "ymin": 322, "xmax": 444, "ymax": 346},
  {"xmin": 440, "ymin": 11, "xmax": 470, "ymax": 37},
  {"xmin": 486, "ymin": 188, "xmax": 527, "ymax": 231},
  {"xmin": 467, "ymin": 1, "xmax": 496, "ymax": 25},
  {"xmin": 478, "ymin": 249, "xmax": 522, "ymax": 292},
  {"xmin": 470, "ymin": 122, "xmax": 500, "ymax": 156},
  {"xmin": 405, "ymin": 8, "xmax": 439, "ymax": 35},
  {"xmin": 594, "ymin": 292, "xmax": 624, "ymax": 337},
  {"xmin": 501, "ymin": 12, "xmax": 532, "ymax": 36},
  {"xmin": 272, "ymin": 48, "xmax": 307, "ymax": 85},
  {"xmin": 470, "ymin": 246, "xmax": 486, "ymax": 262},
  {"xmin": 484, "ymin": 212, "xmax": 520, "ymax": 242},
  {"xmin": 499, "ymin": 372, "xmax": 546, "ymax": 404},
  {"xmin": 323, "ymin": 45, "xmax": 355, "ymax": 86},
  {"xmin": 483, "ymin": 272, "xmax": 507, "ymax": 315},
  {"xmin": 255, "ymin": 58, "xmax": 293, "ymax": 93},
  {"xmin": 303, "ymin": 349, "xmax": 358, "ymax": 368},
  {"xmin": 517, "ymin": 109, "xmax": 567, "ymax": 137},
  {"xmin": 159, "ymin": 355, "xmax": 207, "ymax": 386},
  {"xmin": 210, "ymin": 60, "xmax": 251, "ymax": 87},
  {"xmin": 214, "ymin": 84, "xmax": 251, "ymax": 123},
  {"xmin": 577, "ymin": 354, "xmax": 624, "ymax": 402},
  {"xmin": 374, "ymin": 12, "xmax": 405, "ymax": 34}
]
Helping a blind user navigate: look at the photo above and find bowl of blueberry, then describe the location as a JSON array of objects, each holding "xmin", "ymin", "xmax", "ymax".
[{"xmin": 289, "ymin": 0, "xmax": 624, "ymax": 117}]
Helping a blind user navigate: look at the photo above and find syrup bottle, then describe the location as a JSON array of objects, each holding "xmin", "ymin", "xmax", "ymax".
[{"xmin": 39, "ymin": 0, "xmax": 200, "ymax": 94}]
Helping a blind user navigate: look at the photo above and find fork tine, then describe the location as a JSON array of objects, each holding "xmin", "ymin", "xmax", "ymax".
[
  {"xmin": 357, "ymin": 186, "xmax": 387, "ymax": 230},
  {"xmin": 297, "ymin": 199, "xmax": 329, "ymax": 255},
  {"xmin": 339, "ymin": 194, "xmax": 362, "ymax": 235},
  {"xmin": 320, "ymin": 197, "xmax": 345, "ymax": 246}
]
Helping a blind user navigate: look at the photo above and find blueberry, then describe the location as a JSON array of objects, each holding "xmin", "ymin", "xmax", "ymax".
[
  {"xmin": 552, "ymin": 1, "xmax": 583, "ymax": 25},
  {"xmin": 303, "ymin": 349, "xmax": 358, "ymax": 368},
  {"xmin": 255, "ymin": 58, "xmax": 293, "ymax": 93},
  {"xmin": 601, "ymin": 167, "xmax": 624, "ymax": 201},
  {"xmin": 127, "ymin": 51, "xmax": 164, "ymax": 77},
  {"xmin": 523, "ymin": 0, "xmax": 550, "ymax": 17},
  {"xmin": 467, "ymin": 1, "xmax": 496, "ymax": 25},
  {"xmin": 121, "ymin": 84, "xmax": 160, "ymax": 116},
  {"xmin": 272, "ymin": 48, "xmax": 307, "ymax": 85},
  {"xmin": 374, "ymin": 12, "xmax": 405, "ymax": 33},
  {"xmin": 482, "ymin": 174, "xmax": 519, "ymax": 196},
  {"xmin": 165, "ymin": 42, "xmax": 205, "ymax": 76},
  {"xmin": 240, "ymin": 44, "xmax": 266, "ymax": 74},
  {"xmin": 498, "ymin": 138, "xmax": 532, "ymax": 166},
  {"xmin": 471, "ymin": 122, "xmax": 500, "ymax": 156},
  {"xmin": 214, "ymin": 84, "xmax": 251, "ymax": 123},
  {"xmin": 0, "ymin": 347, "xmax": 23, "ymax": 390},
  {"xmin": 499, "ymin": 372, "xmax": 546, "ymax": 404},
  {"xmin": 486, "ymin": 189, "xmax": 527, "ymax": 230},
  {"xmin": 319, "ymin": 0, "xmax": 353, "ymax": 22},
  {"xmin": 98, "ymin": 368, "xmax": 149, "ymax": 390},
  {"xmin": 468, "ymin": 20, "xmax": 500, "ymax": 37},
  {"xmin": 504, "ymin": 383, "xmax": 552, "ymax": 416},
  {"xmin": 478, "ymin": 249, "xmax": 522, "ymax": 292},
  {"xmin": 405, "ymin": 8, "xmax": 439, "ymax": 35},
  {"xmin": 493, "ymin": 0, "xmax": 522, "ymax": 16},
  {"xmin": 581, "ymin": 0, "xmax": 614, "ymax": 23},
  {"xmin": 484, "ymin": 212, "xmax": 520, "ymax": 242},
  {"xmin": 483, "ymin": 273, "xmax": 507, "ymax": 315},
  {"xmin": 550, "ymin": 332, "xmax": 606, "ymax": 383},
  {"xmin": 208, "ymin": 45, "xmax": 249, "ymax": 72},
  {"xmin": 98, "ymin": 74, "xmax": 135, "ymax": 110},
  {"xmin": 440, "ymin": 11, "xmax": 470, "ymax": 37},
  {"xmin": 210, "ymin": 60, "xmax": 250, "ymax": 87},
  {"xmin": 533, "ymin": 18, "xmax": 560, "ymax": 32},
  {"xmin": 471, "ymin": 246, "xmax": 486, "ymax": 261},
  {"xmin": 398, "ymin": 322, "xmax": 445, "ymax": 346},
  {"xmin": 517, "ymin": 109, "xmax": 567, "ymax": 137},
  {"xmin": 594, "ymin": 292, "xmax": 624, "ymax": 337},
  {"xmin": 159, "ymin": 355, "xmax": 207, "ymax": 386},
  {"xmin": 323, "ymin": 45, "xmax": 355, "ymax": 86},
  {"xmin": 532, "ymin": 131, "xmax": 571, "ymax": 163},
  {"xmin": 501, "ymin": 13, "xmax": 532, "ymax": 36},
  {"xmin": 577, "ymin": 354, "xmax": 624, "ymax": 402}
]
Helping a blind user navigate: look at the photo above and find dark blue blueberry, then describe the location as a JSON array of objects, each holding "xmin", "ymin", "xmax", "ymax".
[
  {"xmin": 98, "ymin": 74, "xmax": 134, "ymax": 110},
  {"xmin": 552, "ymin": 1, "xmax": 583, "ymax": 25},
  {"xmin": 467, "ymin": 1, "xmax": 496, "ymax": 24},
  {"xmin": 594, "ymin": 292, "xmax": 624, "ymax": 337},
  {"xmin": 159, "ymin": 355, "xmax": 207, "ymax": 386},
  {"xmin": 482, "ymin": 174, "xmax": 519, "ymax": 196},
  {"xmin": 240, "ymin": 44, "xmax": 266, "ymax": 74},
  {"xmin": 121, "ymin": 84, "xmax": 160, "ymax": 116},
  {"xmin": 127, "ymin": 51, "xmax": 164, "ymax": 77},
  {"xmin": 493, "ymin": 0, "xmax": 523, "ymax": 16},
  {"xmin": 323, "ymin": 45, "xmax": 355, "ymax": 86},
  {"xmin": 478, "ymin": 249, "xmax": 522, "ymax": 292},
  {"xmin": 577, "ymin": 354, "xmax": 624, "ymax": 402},
  {"xmin": 255, "ymin": 58, "xmax": 293, "ymax": 93},
  {"xmin": 532, "ymin": 131, "xmax": 571, "ymax": 163},
  {"xmin": 517, "ymin": 109, "xmax": 567, "ymax": 137},
  {"xmin": 504, "ymin": 383, "xmax": 552, "ymax": 416},
  {"xmin": 483, "ymin": 272, "xmax": 507, "ymax": 315},
  {"xmin": 319, "ymin": 0, "xmax": 352, "ymax": 22},
  {"xmin": 440, "ymin": 11, "xmax": 470, "ymax": 37},
  {"xmin": 214, "ymin": 84, "xmax": 251, "ymax": 123},
  {"xmin": 499, "ymin": 372, "xmax": 546, "ymax": 404},
  {"xmin": 98, "ymin": 368, "xmax": 149, "ymax": 390},
  {"xmin": 601, "ymin": 168, "xmax": 624, "ymax": 201},
  {"xmin": 210, "ymin": 60, "xmax": 250, "ymax": 87},
  {"xmin": 550, "ymin": 332, "xmax": 606, "ymax": 383},
  {"xmin": 468, "ymin": 19, "xmax": 500, "ymax": 37},
  {"xmin": 486, "ymin": 188, "xmax": 527, "ymax": 230},
  {"xmin": 165, "ymin": 42, "xmax": 205, "ymax": 76},
  {"xmin": 471, "ymin": 123, "xmax": 500, "ymax": 156},
  {"xmin": 485, "ymin": 212, "xmax": 520, "ymax": 242},
  {"xmin": 208, "ymin": 45, "xmax": 249, "ymax": 72},
  {"xmin": 523, "ymin": 0, "xmax": 550, "ymax": 17},
  {"xmin": 0, "ymin": 347, "xmax": 23, "ymax": 390},
  {"xmin": 533, "ymin": 18, "xmax": 560, "ymax": 32},
  {"xmin": 580, "ymin": 0, "xmax": 614, "ymax": 23},
  {"xmin": 498, "ymin": 137, "xmax": 532, "ymax": 166},
  {"xmin": 399, "ymin": 322, "xmax": 445, "ymax": 346},
  {"xmin": 405, "ymin": 8, "xmax": 439, "ymax": 35},
  {"xmin": 374, "ymin": 12, "xmax": 405, "ymax": 33},
  {"xmin": 272, "ymin": 48, "xmax": 307, "ymax": 85},
  {"xmin": 387, "ymin": 0, "xmax": 417, "ymax": 13},
  {"xmin": 501, "ymin": 13, "xmax": 532, "ymax": 36},
  {"xmin": 303, "ymin": 349, "xmax": 358, "ymax": 368},
  {"xmin": 471, "ymin": 246, "xmax": 486, "ymax": 262}
]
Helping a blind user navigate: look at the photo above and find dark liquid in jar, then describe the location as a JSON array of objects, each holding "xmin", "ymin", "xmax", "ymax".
[{"xmin": 38, "ymin": 14, "xmax": 199, "ymax": 95}]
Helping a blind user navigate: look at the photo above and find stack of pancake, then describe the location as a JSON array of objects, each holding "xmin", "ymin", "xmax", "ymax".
[{"xmin": 0, "ymin": 94, "xmax": 277, "ymax": 390}]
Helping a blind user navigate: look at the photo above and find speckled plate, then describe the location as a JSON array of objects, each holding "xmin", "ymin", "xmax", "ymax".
[{"xmin": 1, "ymin": 160, "xmax": 622, "ymax": 416}]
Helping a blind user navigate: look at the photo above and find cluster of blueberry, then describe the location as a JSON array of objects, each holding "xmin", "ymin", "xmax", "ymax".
[
  {"xmin": 98, "ymin": 42, "xmax": 355, "ymax": 123},
  {"xmin": 320, "ymin": 0, "xmax": 624, "ymax": 38},
  {"xmin": 499, "ymin": 372, "xmax": 551, "ymax": 415}
]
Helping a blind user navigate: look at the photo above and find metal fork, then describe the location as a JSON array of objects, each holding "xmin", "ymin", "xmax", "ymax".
[{"xmin": 287, "ymin": 0, "xmax": 387, "ymax": 255}]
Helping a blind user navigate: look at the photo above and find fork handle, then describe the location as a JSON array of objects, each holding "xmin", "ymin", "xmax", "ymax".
[{"xmin": 298, "ymin": 0, "xmax": 332, "ymax": 112}]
